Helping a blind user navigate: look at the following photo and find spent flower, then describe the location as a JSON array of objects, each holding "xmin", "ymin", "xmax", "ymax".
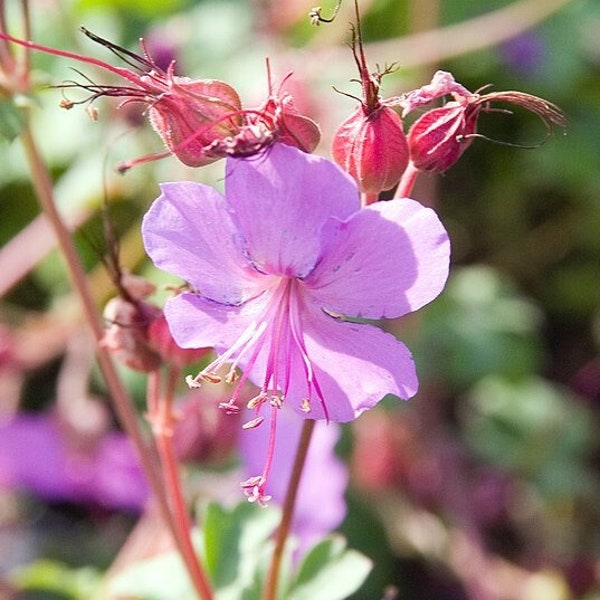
[
  {"xmin": 142, "ymin": 143, "xmax": 450, "ymax": 503},
  {"xmin": 0, "ymin": 29, "xmax": 320, "ymax": 171}
]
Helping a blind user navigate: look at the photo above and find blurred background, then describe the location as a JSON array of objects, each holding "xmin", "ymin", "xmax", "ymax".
[{"xmin": 0, "ymin": 0, "xmax": 599, "ymax": 598}]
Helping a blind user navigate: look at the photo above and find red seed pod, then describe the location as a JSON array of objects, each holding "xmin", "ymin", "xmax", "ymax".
[
  {"xmin": 265, "ymin": 93, "xmax": 321, "ymax": 153},
  {"xmin": 407, "ymin": 103, "xmax": 478, "ymax": 173},
  {"xmin": 330, "ymin": 2, "xmax": 409, "ymax": 198},
  {"xmin": 146, "ymin": 76, "xmax": 244, "ymax": 167},
  {"xmin": 407, "ymin": 88, "xmax": 565, "ymax": 173},
  {"xmin": 332, "ymin": 104, "xmax": 409, "ymax": 194}
]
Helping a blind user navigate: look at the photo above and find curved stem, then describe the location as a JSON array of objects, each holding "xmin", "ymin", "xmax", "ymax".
[
  {"xmin": 148, "ymin": 368, "xmax": 214, "ymax": 600},
  {"xmin": 394, "ymin": 161, "xmax": 420, "ymax": 199},
  {"xmin": 263, "ymin": 419, "xmax": 316, "ymax": 600}
]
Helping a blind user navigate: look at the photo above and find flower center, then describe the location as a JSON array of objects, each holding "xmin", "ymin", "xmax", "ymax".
[{"xmin": 184, "ymin": 276, "xmax": 328, "ymax": 505}]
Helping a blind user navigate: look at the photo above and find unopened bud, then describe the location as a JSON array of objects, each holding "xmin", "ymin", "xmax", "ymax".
[
  {"xmin": 332, "ymin": 104, "xmax": 409, "ymax": 195},
  {"xmin": 407, "ymin": 103, "xmax": 477, "ymax": 173},
  {"xmin": 148, "ymin": 77, "xmax": 244, "ymax": 167}
]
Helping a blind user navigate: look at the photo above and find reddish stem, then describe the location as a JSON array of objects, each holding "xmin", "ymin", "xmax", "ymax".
[
  {"xmin": 395, "ymin": 160, "xmax": 420, "ymax": 198},
  {"xmin": 9, "ymin": 7, "xmax": 175, "ymax": 586},
  {"xmin": 0, "ymin": 29, "xmax": 145, "ymax": 87},
  {"xmin": 148, "ymin": 368, "xmax": 214, "ymax": 600}
]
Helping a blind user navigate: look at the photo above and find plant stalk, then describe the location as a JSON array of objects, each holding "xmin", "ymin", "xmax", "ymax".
[
  {"xmin": 263, "ymin": 418, "xmax": 316, "ymax": 600},
  {"xmin": 147, "ymin": 368, "xmax": 214, "ymax": 600}
]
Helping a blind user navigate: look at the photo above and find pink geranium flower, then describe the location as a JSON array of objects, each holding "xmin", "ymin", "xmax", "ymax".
[{"xmin": 142, "ymin": 143, "xmax": 450, "ymax": 503}]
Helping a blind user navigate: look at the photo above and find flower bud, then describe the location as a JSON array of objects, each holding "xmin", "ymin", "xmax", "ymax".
[
  {"xmin": 407, "ymin": 103, "xmax": 478, "ymax": 173},
  {"xmin": 332, "ymin": 104, "xmax": 409, "ymax": 195},
  {"xmin": 101, "ymin": 297, "xmax": 162, "ymax": 372}
]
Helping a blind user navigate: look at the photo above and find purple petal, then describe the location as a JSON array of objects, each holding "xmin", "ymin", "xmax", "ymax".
[
  {"xmin": 285, "ymin": 307, "xmax": 418, "ymax": 422},
  {"xmin": 240, "ymin": 408, "xmax": 347, "ymax": 557},
  {"xmin": 305, "ymin": 198, "xmax": 450, "ymax": 319},
  {"xmin": 225, "ymin": 144, "xmax": 359, "ymax": 278},
  {"xmin": 142, "ymin": 182, "xmax": 263, "ymax": 305},
  {"xmin": 164, "ymin": 291, "xmax": 273, "ymax": 350}
]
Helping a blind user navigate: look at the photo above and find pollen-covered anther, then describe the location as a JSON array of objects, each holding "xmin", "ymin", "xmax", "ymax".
[
  {"xmin": 225, "ymin": 368, "xmax": 239, "ymax": 384},
  {"xmin": 59, "ymin": 98, "xmax": 75, "ymax": 110},
  {"xmin": 187, "ymin": 370, "xmax": 222, "ymax": 387},
  {"xmin": 184, "ymin": 374, "xmax": 202, "ymax": 389},
  {"xmin": 218, "ymin": 401, "xmax": 241, "ymax": 415},
  {"xmin": 301, "ymin": 398, "xmax": 312, "ymax": 413},
  {"xmin": 242, "ymin": 416, "xmax": 265, "ymax": 430},
  {"xmin": 269, "ymin": 394, "xmax": 283, "ymax": 409},
  {"xmin": 240, "ymin": 475, "xmax": 271, "ymax": 507},
  {"xmin": 247, "ymin": 392, "xmax": 268, "ymax": 410}
]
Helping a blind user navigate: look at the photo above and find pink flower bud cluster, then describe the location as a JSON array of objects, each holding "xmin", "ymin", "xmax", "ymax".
[{"xmin": 331, "ymin": 66, "xmax": 565, "ymax": 198}]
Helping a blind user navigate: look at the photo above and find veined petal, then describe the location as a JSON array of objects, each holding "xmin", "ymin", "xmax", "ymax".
[
  {"xmin": 224, "ymin": 143, "xmax": 360, "ymax": 278},
  {"xmin": 285, "ymin": 308, "xmax": 418, "ymax": 422},
  {"xmin": 304, "ymin": 198, "xmax": 450, "ymax": 319},
  {"xmin": 163, "ymin": 292, "xmax": 273, "ymax": 350},
  {"xmin": 142, "ymin": 182, "xmax": 263, "ymax": 305}
]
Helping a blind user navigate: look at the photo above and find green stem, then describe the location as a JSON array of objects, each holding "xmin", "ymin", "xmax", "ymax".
[{"xmin": 263, "ymin": 419, "xmax": 316, "ymax": 600}]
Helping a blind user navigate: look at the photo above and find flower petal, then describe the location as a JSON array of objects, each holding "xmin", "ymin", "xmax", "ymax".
[
  {"xmin": 224, "ymin": 143, "xmax": 360, "ymax": 278},
  {"xmin": 163, "ymin": 292, "xmax": 272, "ymax": 350},
  {"xmin": 240, "ymin": 410, "xmax": 347, "ymax": 558},
  {"xmin": 285, "ymin": 308, "xmax": 418, "ymax": 422},
  {"xmin": 142, "ymin": 182, "xmax": 264, "ymax": 304},
  {"xmin": 304, "ymin": 198, "xmax": 450, "ymax": 319}
]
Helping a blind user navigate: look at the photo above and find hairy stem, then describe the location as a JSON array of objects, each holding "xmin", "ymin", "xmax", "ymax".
[{"xmin": 263, "ymin": 419, "xmax": 316, "ymax": 600}]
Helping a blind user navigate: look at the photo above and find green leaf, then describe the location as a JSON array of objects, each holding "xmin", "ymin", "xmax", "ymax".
[
  {"xmin": 0, "ymin": 98, "xmax": 25, "ymax": 141},
  {"xmin": 107, "ymin": 550, "xmax": 195, "ymax": 600},
  {"xmin": 11, "ymin": 559, "xmax": 101, "ymax": 599},
  {"xmin": 287, "ymin": 535, "xmax": 372, "ymax": 600},
  {"xmin": 202, "ymin": 501, "xmax": 281, "ymax": 598}
]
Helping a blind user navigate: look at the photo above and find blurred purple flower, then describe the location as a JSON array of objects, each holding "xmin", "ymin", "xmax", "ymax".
[
  {"xmin": 0, "ymin": 413, "xmax": 148, "ymax": 510},
  {"xmin": 500, "ymin": 33, "xmax": 546, "ymax": 77},
  {"xmin": 142, "ymin": 143, "xmax": 450, "ymax": 503},
  {"xmin": 240, "ymin": 408, "xmax": 347, "ymax": 557}
]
